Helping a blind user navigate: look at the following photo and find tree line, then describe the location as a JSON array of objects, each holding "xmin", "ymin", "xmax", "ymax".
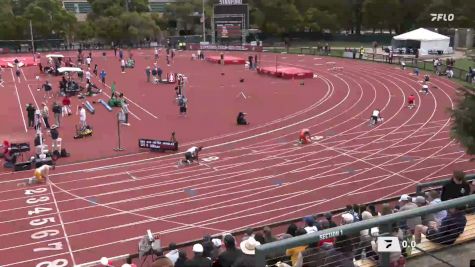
[{"xmin": 0, "ymin": 0, "xmax": 474, "ymax": 44}]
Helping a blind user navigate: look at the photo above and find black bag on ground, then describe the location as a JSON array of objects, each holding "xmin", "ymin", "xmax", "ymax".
[{"xmin": 60, "ymin": 148, "xmax": 70, "ymax": 158}]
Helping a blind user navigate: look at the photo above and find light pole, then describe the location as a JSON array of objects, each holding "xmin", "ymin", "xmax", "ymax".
[{"xmin": 202, "ymin": 0, "xmax": 206, "ymax": 42}]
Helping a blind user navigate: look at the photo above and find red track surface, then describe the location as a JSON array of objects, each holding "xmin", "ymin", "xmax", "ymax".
[{"xmin": 0, "ymin": 50, "xmax": 471, "ymax": 267}]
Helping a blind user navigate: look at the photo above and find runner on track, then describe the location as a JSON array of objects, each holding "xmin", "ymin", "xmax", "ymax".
[
  {"xmin": 370, "ymin": 109, "xmax": 382, "ymax": 126},
  {"xmin": 408, "ymin": 94, "xmax": 416, "ymax": 109},
  {"xmin": 183, "ymin": 146, "xmax": 203, "ymax": 164},
  {"xmin": 30, "ymin": 164, "xmax": 54, "ymax": 184}
]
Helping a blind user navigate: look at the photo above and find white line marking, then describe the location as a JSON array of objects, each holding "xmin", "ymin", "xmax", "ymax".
[
  {"xmin": 48, "ymin": 181, "xmax": 76, "ymax": 266},
  {"xmin": 11, "ymin": 69, "xmax": 28, "ymax": 133}
]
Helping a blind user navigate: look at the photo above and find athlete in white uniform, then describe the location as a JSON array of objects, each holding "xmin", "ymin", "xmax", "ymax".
[
  {"xmin": 184, "ymin": 146, "xmax": 203, "ymax": 164},
  {"xmin": 371, "ymin": 109, "xmax": 381, "ymax": 125}
]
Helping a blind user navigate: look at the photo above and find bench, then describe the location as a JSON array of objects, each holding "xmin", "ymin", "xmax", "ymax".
[{"xmin": 353, "ymin": 214, "xmax": 475, "ymax": 267}]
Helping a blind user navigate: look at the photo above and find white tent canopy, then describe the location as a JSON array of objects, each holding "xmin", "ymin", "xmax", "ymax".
[{"xmin": 392, "ymin": 28, "xmax": 451, "ymax": 55}]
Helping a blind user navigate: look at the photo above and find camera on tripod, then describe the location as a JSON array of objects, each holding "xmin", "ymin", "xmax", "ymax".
[{"xmin": 138, "ymin": 230, "xmax": 162, "ymax": 266}]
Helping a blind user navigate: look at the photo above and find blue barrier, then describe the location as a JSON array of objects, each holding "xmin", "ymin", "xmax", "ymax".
[
  {"xmin": 98, "ymin": 99, "xmax": 112, "ymax": 112},
  {"xmin": 85, "ymin": 101, "xmax": 95, "ymax": 114}
]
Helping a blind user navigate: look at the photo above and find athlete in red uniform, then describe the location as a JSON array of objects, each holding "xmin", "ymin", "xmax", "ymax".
[
  {"xmin": 408, "ymin": 94, "xmax": 416, "ymax": 109},
  {"xmin": 299, "ymin": 129, "xmax": 311, "ymax": 144}
]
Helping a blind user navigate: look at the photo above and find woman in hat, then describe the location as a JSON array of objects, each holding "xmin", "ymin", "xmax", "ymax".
[{"xmin": 232, "ymin": 237, "xmax": 260, "ymax": 267}]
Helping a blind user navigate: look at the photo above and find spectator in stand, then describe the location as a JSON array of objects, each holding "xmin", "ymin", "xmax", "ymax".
[
  {"xmin": 202, "ymin": 235, "xmax": 214, "ymax": 259},
  {"xmin": 263, "ymin": 226, "xmax": 277, "ymax": 243},
  {"xmin": 184, "ymin": 243, "xmax": 212, "ymax": 267},
  {"xmin": 165, "ymin": 242, "xmax": 179, "ymax": 265},
  {"xmin": 355, "ymin": 211, "xmax": 378, "ymax": 260},
  {"xmin": 398, "ymin": 194, "xmax": 422, "ymax": 232},
  {"xmin": 242, "ymin": 228, "xmax": 254, "ymax": 241},
  {"xmin": 26, "ymin": 103, "xmax": 36, "ymax": 128},
  {"xmin": 175, "ymin": 251, "xmax": 188, "ymax": 267},
  {"xmin": 151, "ymin": 253, "xmax": 174, "ymax": 267},
  {"xmin": 301, "ymin": 241, "xmax": 326, "ymax": 267},
  {"xmin": 254, "ymin": 232, "xmax": 265, "ymax": 245},
  {"xmin": 426, "ymin": 190, "xmax": 447, "ymax": 226},
  {"xmin": 414, "ymin": 207, "xmax": 467, "ymax": 245},
  {"xmin": 441, "ymin": 170, "xmax": 471, "ymax": 201},
  {"xmin": 286, "ymin": 223, "xmax": 297, "ymax": 237},
  {"xmin": 217, "ymin": 235, "xmax": 242, "ymax": 267},
  {"xmin": 345, "ymin": 204, "xmax": 360, "ymax": 222},
  {"xmin": 323, "ymin": 235, "xmax": 355, "ymax": 267},
  {"xmin": 318, "ymin": 220, "xmax": 336, "ymax": 247},
  {"xmin": 232, "ymin": 237, "xmax": 260, "ymax": 267},
  {"xmin": 286, "ymin": 228, "xmax": 308, "ymax": 265},
  {"xmin": 211, "ymin": 238, "xmax": 223, "ymax": 261},
  {"xmin": 303, "ymin": 215, "xmax": 318, "ymax": 234},
  {"xmin": 326, "ymin": 212, "xmax": 338, "ymax": 228},
  {"xmin": 381, "ymin": 203, "xmax": 393, "ymax": 216},
  {"xmin": 367, "ymin": 205, "xmax": 380, "ymax": 217}
]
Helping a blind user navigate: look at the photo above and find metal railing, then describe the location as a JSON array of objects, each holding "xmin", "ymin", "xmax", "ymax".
[
  {"xmin": 416, "ymin": 174, "xmax": 475, "ymax": 194},
  {"xmin": 255, "ymin": 194, "xmax": 475, "ymax": 266}
]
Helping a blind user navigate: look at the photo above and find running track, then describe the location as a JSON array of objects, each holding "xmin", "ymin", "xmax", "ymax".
[{"xmin": 0, "ymin": 51, "xmax": 471, "ymax": 267}]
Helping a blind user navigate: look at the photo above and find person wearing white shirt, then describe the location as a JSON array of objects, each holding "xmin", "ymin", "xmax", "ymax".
[
  {"xmin": 184, "ymin": 146, "xmax": 203, "ymax": 164},
  {"xmin": 165, "ymin": 243, "xmax": 179, "ymax": 264},
  {"xmin": 426, "ymin": 190, "xmax": 447, "ymax": 226},
  {"xmin": 422, "ymin": 84, "xmax": 429, "ymax": 95},
  {"xmin": 79, "ymin": 105, "xmax": 87, "ymax": 129},
  {"xmin": 154, "ymin": 48, "xmax": 159, "ymax": 61},
  {"xmin": 86, "ymin": 56, "xmax": 92, "ymax": 67},
  {"xmin": 121, "ymin": 59, "xmax": 126, "ymax": 73},
  {"xmin": 371, "ymin": 109, "xmax": 381, "ymax": 125},
  {"xmin": 85, "ymin": 70, "xmax": 91, "ymax": 83}
]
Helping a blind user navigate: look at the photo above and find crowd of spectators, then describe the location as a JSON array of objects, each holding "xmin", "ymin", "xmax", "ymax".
[{"xmin": 106, "ymin": 171, "xmax": 473, "ymax": 267}]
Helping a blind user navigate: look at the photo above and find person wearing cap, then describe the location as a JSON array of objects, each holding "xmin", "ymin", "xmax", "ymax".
[
  {"xmin": 303, "ymin": 216, "xmax": 318, "ymax": 234},
  {"xmin": 217, "ymin": 234, "xmax": 242, "ymax": 267},
  {"xmin": 398, "ymin": 194, "xmax": 421, "ymax": 233},
  {"xmin": 232, "ymin": 237, "xmax": 260, "ymax": 267},
  {"xmin": 441, "ymin": 170, "xmax": 471, "ymax": 201},
  {"xmin": 236, "ymin": 112, "xmax": 249, "ymax": 125},
  {"xmin": 184, "ymin": 243, "xmax": 211, "ymax": 267}
]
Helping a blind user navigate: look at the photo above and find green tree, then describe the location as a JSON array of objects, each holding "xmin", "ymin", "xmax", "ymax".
[
  {"xmin": 451, "ymin": 87, "xmax": 475, "ymax": 156},
  {"xmin": 248, "ymin": 0, "xmax": 302, "ymax": 34},
  {"xmin": 363, "ymin": 0, "xmax": 402, "ymax": 33},
  {"xmin": 22, "ymin": 0, "xmax": 77, "ymax": 40}
]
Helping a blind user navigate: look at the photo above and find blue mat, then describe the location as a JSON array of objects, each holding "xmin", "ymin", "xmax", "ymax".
[
  {"xmin": 98, "ymin": 99, "xmax": 112, "ymax": 112},
  {"xmin": 85, "ymin": 101, "xmax": 95, "ymax": 114}
]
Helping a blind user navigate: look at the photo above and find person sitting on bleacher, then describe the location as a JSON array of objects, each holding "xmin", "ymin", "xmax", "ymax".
[
  {"xmin": 426, "ymin": 190, "xmax": 447, "ymax": 226},
  {"xmin": 414, "ymin": 207, "xmax": 467, "ymax": 245},
  {"xmin": 371, "ymin": 224, "xmax": 405, "ymax": 266}
]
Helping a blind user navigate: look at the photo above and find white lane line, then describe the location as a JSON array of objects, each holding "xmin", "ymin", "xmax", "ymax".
[
  {"xmin": 11, "ymin": 69, "xmax": 28, "ymax": 133},
  {"xmin": 48, "ymin": 181, "xmax": 76, "ymax": 266}
]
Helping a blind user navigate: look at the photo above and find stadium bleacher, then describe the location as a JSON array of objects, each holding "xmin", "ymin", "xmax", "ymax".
[{"xmin": 93, "ymin": 174, "xmax": 474, "ymax": 267}]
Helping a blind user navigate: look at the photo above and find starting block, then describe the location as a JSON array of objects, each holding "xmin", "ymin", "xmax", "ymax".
[
  {"xmin": 98, "ymin": 99, "xmax": 112, "ymax": 111},
  {"xmin": 85, "ymin": 101, "xmax": 95, "ymax": 114}
]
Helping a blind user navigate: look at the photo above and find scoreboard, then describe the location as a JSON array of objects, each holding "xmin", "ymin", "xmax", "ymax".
[{"xmin": 213, "ymin": 1, "xmax": 249, "ymax": 43}]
